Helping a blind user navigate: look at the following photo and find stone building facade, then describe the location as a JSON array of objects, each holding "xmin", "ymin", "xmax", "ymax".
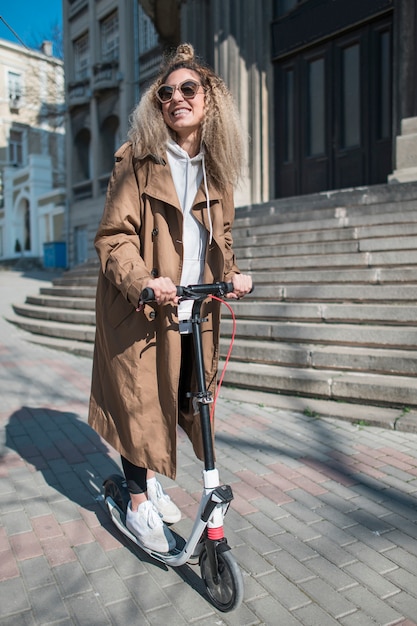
[
  {"xmin": 63, "ymin": 0, "xmax": 417, "ymax": 267},
  {"xmin": 0, "ymin": 39, "xmax": 65, "ymax": 263}
]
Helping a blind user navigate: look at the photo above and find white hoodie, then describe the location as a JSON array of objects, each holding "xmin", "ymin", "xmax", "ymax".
[{"xmin": 166, "ymin": 140, "xmax": 211, "ymax": 327}]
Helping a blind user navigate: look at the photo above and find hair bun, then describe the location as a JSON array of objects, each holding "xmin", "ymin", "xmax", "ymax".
[{"xmin": 173, "ymin": 43, "xmax": 195, "ymax": 63}]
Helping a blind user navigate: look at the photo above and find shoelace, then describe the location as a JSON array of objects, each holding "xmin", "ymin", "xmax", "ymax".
[
  {"xmin": 154, "ymin": 480, "xmax": 170, "ymax": 503},
  {"xmin": 144, "ymin": 502, "xmax": 163, "ymax": 529}
]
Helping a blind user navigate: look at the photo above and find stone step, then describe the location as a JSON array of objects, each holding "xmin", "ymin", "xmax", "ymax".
[
  {"xmin": 235, "ymin": 235, "xmax": 417, "ymax": 259},
  {"xmin": 234, "ymin": 182, "xmax": 417, "ymax": 223},
  {"xmin": 233, "ymin": 214, "xmax": 417, "ymax": 241},
  {"xmin": 220, "ymin": 338, "xmax": 417, "ymax": 376},
  {"xmin": 248, "ymin": 284, "xmax": 417, "ymax": 302},
  {"xmin": 40, "ymin": 285, "xmax": 96, "ymax": 298},
  {"xmin": 7, "ymin": 314, "xmax": 96, "ymax": 342},
  {"xmin": 53, "ymin": 275, "xmax": 98, "ymax": 286},
  {"xmin": 245, "ymin": 267, "xmax": 417, "ymax": 285},
  {"xmin": 27, "ymin": 294, "xmax": 95, "ymax": 310},
  {"xmin": 24, "ymin": 334, "xmax": 94, "ymax": 359},
  {"xmin": 221, "ymin": 361, "xmax": 417, "ymax": 408},
  {"xmin": 238, "ymin": 249, "xmax": 417, "ymax": 271},
  {"xmin": 12, "ymin": 303, "xmax": 96, "ymax": 325},
  {"xmin": 221, "ymin": 319, "xmax": 417, "ymax": 349},
  {"xmin": 236, "ymin": 239, "xmax": 360, "ymax": 258},
  {"xmin": 225, "ymin": 301, "xmax": 417, "ymax": 324}
]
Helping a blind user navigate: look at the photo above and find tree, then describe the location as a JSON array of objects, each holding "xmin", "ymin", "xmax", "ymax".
[{"xmin": 31, "ymin": 20, "xmax": 64, "ymax": 60}]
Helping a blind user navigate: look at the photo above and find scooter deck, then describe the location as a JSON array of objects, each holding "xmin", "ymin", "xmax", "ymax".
[{"xmin": 105, "ymin": 496, "xmax": 188, "ymax": 564}]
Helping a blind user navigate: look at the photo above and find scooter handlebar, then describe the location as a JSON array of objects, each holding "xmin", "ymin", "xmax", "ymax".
[{"xmin": 140, "ymin": 281, "xmax": 235, "ymax": 303}]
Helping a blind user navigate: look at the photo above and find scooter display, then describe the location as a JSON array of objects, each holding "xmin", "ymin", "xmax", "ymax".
[{"xmin": 103, "ymin": 282, "xmax": 245, "ymax": 612}]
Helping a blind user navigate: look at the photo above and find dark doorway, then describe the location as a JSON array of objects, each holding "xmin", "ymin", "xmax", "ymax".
[{"xmin": 274, "ymin": 15, "xmax": 393, "ymax": 198}]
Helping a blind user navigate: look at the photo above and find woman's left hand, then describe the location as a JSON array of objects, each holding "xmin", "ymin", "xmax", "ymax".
[{"xmin": 227, "ymin": 273, "xmax": 253, "ymax": 299}]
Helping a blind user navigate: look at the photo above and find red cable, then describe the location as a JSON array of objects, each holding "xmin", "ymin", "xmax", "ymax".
[{"xmin": 210, "ymin": 295, "xmax": 236, "ymax": 421}]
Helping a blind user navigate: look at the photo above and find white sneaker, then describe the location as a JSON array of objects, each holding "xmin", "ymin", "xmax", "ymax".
[
  {"xmin": 147, "ymin": 477, "xmax": 182, "ymax": 524},
  {"xmin": 126, "ymin": 500, "xmax": 176, "ymax": 553}
]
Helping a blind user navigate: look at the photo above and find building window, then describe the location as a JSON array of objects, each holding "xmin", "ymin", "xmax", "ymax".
[
  {"xmin": 341, "ymin": 43, "xmax": 360, "ymax": 148},
  {"xmin": 101, "ymin": 11, "xmax": 119, "ymax": 62},
  {"xmin": 8, "ymin": 72, "xmax": 23, "ymax": 106},
  {"xmin": 138, "ymin": 4, "xmax": 159, "ymax": 54},
  {"xmin": 307, "ymin": 57, "xmax": 325, "ymax": 156},
  {"xmin": 100, "ymin": 115, "xmax": 119, "ymax": 175},
  {"xmin": 377, "ymin": 29, "xmax": 391, "ymax": 140},
  {"xmin": 9, "ymin": 130, "xmax": 23, "ymax": 165},
  {"xmin": 74, "ymin": 33, "xmax": 90, "ymax": 81},
  {"xmin": 73, "ymin": 128, "xmax": 91, "ymax": 182},
  {"xmin": 284, "ymin": 68, "xmax": 295, "ymax": 162}
]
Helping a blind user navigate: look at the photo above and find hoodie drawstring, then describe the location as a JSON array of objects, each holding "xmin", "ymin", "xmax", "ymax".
[{"xmin": 202, "ymin": 154, "xmax": 213, "ymax": 245}]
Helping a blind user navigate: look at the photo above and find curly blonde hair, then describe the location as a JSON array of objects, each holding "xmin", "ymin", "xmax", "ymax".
[{"xmin": 128, "ymin": 43, "xmax": 245, "ymax": 191}]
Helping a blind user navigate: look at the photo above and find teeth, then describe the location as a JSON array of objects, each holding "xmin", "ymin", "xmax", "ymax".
[{"xmin": 173, "ymin": 109, "xmax": 189, "ymax": 116}]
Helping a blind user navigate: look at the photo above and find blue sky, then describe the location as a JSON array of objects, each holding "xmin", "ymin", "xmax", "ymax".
[{"xmin": 0, "ymin": 1, "xmax": 62, "ymax": 50}]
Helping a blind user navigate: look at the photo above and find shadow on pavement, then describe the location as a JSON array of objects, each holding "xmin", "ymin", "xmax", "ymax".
[{"xmin": 3, "ymin": 405, "xmax": 209, "ymax": 594}]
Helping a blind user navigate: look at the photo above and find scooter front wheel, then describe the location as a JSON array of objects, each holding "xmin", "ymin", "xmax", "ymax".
[{"xmin": 200, "ymin": 546, "xmax": 244, "ymax": 612}]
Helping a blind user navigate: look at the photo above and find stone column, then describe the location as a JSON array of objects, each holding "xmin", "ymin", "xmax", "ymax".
[
  {"xmin": 389, "ymin": 0, "xmax": 417, "ymax": 182},
  {"xmin": 388, "ymin": 117, "xmax": 417, "ymax": 183}
]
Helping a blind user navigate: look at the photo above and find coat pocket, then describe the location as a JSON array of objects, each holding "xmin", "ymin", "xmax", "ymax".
[{"xmin": 107, "ymin": 290, "xmax": 135, "ymax": 329}]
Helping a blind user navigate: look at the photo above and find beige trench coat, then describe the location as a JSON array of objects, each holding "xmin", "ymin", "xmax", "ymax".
[{"xmin": 88, "ymin": 142, "xmax": 240, "ymax": 479}]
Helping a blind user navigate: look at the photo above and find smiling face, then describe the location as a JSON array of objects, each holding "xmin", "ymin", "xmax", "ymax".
[{"xmin": 160, "ymin": 68, "xmax": 206, "ymax": 152}]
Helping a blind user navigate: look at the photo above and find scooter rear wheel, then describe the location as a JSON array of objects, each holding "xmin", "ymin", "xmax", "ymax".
[
  {"xmin": 200, "ymin": 546, "xmax": 244, "ymax": 612},
  {"xmin": 103, "ymin": 474, "xmax": 130, "ymax": 514}
]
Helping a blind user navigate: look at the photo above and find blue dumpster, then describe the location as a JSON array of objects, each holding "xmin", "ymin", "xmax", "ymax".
[{"xmin": 43, "ymin": 242, "xmax": 67, "ymax": 268}]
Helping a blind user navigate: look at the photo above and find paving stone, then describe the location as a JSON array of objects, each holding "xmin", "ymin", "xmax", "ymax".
[
  {"xmin": 0, "ymin": 577, "xmax": 30, "ymax": 617},
  {"xmin": 344, "ymin": 561, "xmax": 400, "ymax": 599},
  {"xmin": 19, "ymin": 555, "xmax": 55, "ymax": 589},
  {"xmin": 267, "ymin": 550, "xmax": 316, "ymax": 583},
  {"xmin": 28, "ymin": 583, "xmax": 70, "ymax": 623},
  {"xmin": 257, "ymin": 569, "xmax": 312, "ymax": 611},
  {"xmin": 89, "ymin": 566, "xmax": 131, "ymax": 605},
  {"xmin": 54, "ymin": 561, "xmax": 92, "ymax": 597},
  {"xmin": 247, "ymin": 594, "xmax": 303, "ymax": 625},
  {"xmin": 307, "ymin": 556, "xmax": 358, "ymax": 591},
  {"xmin": 73, "ymin": 542, "xmax": 111, "ymax": 573},
  {"xmin": 300, "ymin": 577, "xmax": 357, "ymax": 619},
  {"xmin": 293, "ymin": 603, "xmax": 341, "ymax": 625},
  {"xmin": 342, "ymin": 586, "xmax": 403, "ymax": 623},
  {"xmin": 105, "ymin": 598, "xmax": 150, "ymax": 625},
  {"xmin": 65, "ymin": 591, "xmax": 112, "ymax": 625},
  {"xmin": 1, "ymin": 508, "xmax": 32, "ymax": 535},
  {"xmin": 387, "ymin": 590, "xmax": 417, "ymax": 619}
]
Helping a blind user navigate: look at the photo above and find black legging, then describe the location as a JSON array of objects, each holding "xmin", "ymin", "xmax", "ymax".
[
  {"xmin": 121, "ymin": 334, "xmax": 194, "ymax": 494},
  {"xmin": 121, "ymin": 456, "xmax": 147, "ymax": 494}
]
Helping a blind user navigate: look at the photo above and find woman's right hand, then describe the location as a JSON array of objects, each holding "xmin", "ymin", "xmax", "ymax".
[{"xmin": 145, "ymin": 277, "xmax": 178, "ymax": 305}]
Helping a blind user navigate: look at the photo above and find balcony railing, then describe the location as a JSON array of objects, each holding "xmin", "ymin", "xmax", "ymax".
[
  {"xmin": 69, "ymin": 0, "xmax": 88, "ymax": 20},
  {"xmin": 68, "ymin": 80, "xmax": 91, "ymax": 107},
  {"xmin": 93, "ymin": 61, "xmax": 121, "ymax": 92},
  {"xmin": 72, "ymin": 180, "xmax": 93, "ymax": 201}
]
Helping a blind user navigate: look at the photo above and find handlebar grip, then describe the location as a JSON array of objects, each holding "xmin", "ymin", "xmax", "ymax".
[
  {"xmin": 139, "ymin": 281, "xmax": 252, "ymax": 303},
  {"xmin": 140, "ymin": 285, "xmax": 183, "ymax": 303},
  {"xmin": 139, "ymin": 287, "xmax": 155, "ymax": 302}
]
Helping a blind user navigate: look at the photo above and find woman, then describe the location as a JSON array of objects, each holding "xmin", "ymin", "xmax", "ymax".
[{"xmin": 88, "ymin": 43, "xmax": 252, "ymax": 553}]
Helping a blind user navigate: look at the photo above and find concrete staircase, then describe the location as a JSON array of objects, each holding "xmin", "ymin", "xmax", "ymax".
[{"xmin": 8, "ymin": 181, "xmax": 417, "ymax": 411}]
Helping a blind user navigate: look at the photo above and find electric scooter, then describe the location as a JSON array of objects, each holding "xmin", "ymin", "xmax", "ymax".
[{"xmin": 103, "ymin": 282, "xmax": 245, "ymax": 612}]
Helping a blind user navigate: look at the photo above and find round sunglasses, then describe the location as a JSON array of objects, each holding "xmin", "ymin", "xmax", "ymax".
[{"xmin": 156, "ymin": 79, "xmax": 204, "ymax": 103}]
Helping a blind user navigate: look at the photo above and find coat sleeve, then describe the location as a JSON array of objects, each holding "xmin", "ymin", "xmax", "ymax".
[
  {"xmin": 221, "ymin": 184, "xmax": 241, "ymax": 281},
  {"xmin": 94, "ymin": 142, "xmax": 150, "ymax": 307}
]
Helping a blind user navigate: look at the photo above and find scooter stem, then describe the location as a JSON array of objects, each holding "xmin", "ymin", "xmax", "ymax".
[{"xmin": 191, "ymin": 298, "xmax": 215, "ymax": 471}]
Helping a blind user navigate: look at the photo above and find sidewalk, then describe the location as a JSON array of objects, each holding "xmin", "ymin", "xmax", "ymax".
[{"xmin": 1, "ymin": 268, "xmax": 417, "ymax": 625}]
